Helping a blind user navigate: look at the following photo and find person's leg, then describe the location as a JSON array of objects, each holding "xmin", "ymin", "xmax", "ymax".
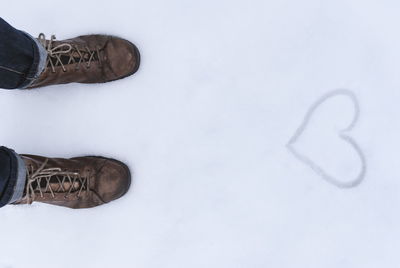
[
  {"xmin": 12, "ymin": 153, "xmax": 131, "ymax": 209},
  {"xmin": 0, "ymin": 17, "xmax": 140, "ymax": 89},
  {"xmin": 0, "ymin": 18, "xmax": 46, "ymax": 89},
  {"xmin": 27, "ymin": 33, "xmax": 140, "ymax": 88},
  {"xmin": 0, "ymin": 147, "xmax": 26, "ymax": 207},
  {"xmin": 0, "ymin": 146, "xmax": 131, "ymax": 209}
]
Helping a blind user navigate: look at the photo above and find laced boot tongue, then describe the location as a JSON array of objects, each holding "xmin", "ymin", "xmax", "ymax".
[
  {"xmin": 23, "ymin": 159, "xmax": 90, "ymax": 203},
  {"xmin": 55, "ymin": 52, "xmax": 101, "ymax": 68},
  {"xmin": 32, "ymin": 177, "xmax": 81, "ymax": 194},
  {"xmin": 38, "ymin": 33, "xmax": 102, "ymax": 73}
]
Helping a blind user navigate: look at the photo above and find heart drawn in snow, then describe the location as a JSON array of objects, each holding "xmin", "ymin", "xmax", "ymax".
[{"xmin": 287, "ymin": 89, "xmax": 366, "ymax": 188}]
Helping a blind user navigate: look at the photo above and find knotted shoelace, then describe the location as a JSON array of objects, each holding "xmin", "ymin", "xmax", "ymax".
[
  {"xmin": 38, "ymin": 33, "xmax": 102, "ymax": 73},
  {"xmin": 23, "ymin": 159, "xmax": 90, "ymax": 204}
]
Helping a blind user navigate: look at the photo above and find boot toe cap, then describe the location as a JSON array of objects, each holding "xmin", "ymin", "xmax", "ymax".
[
  {"xmin": 95, "ymin": 158, "xmax": 132, "ymax": 203},
  {"xmin": 105, "ymin": 37, "xmax": 140, "ymax": 80}
]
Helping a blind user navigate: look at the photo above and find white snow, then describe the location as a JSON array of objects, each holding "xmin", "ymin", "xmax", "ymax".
[{"xmin": 1, "ymin": 0, "xmax": 399, "ymax": 267}]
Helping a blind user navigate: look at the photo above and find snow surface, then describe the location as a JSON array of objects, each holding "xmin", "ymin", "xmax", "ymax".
[{"xmin": 1, "ymin": 0, "xmax": 399, "ymax": 267}]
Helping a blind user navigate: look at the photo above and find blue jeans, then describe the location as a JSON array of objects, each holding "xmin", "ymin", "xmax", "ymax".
[
  {"xmin": 0, "ymin": 147, "xmax": 26, "ymax": 207},
  {"xmin": 0, "ymin": 17, "xmax": 46, "ymax": 89}
]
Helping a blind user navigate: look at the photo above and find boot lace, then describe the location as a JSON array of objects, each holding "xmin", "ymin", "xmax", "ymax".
[
  {"xmin": 24, "ymin": 159, "xmax": 90, "ymax": 204},
  {"xmin": 38, "ymin": 33, "xmax": 102, "ymax": 73}
]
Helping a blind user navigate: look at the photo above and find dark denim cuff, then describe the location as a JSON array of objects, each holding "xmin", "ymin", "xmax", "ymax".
[
  {"xmin": 0, "ymin": 147, "xmax": 20, "ymax": 207},
  {"xmin": 18, "ymin": 31, "xmax": 41, "ymax": 88}
]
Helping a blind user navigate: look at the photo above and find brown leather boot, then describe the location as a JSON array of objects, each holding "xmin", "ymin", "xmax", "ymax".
[
  {"xmin": 12, "ymin": 154, "xmax": 131, "ymax": 209},
  {"xmin": 28, "ymin": 33, "xmax": 140, "ymax": 88}
]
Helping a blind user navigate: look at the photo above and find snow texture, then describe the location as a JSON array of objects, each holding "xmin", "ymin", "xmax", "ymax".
[{"xmin": 1, "ymin": 0, "xmax": 399, "ymax": 267}]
